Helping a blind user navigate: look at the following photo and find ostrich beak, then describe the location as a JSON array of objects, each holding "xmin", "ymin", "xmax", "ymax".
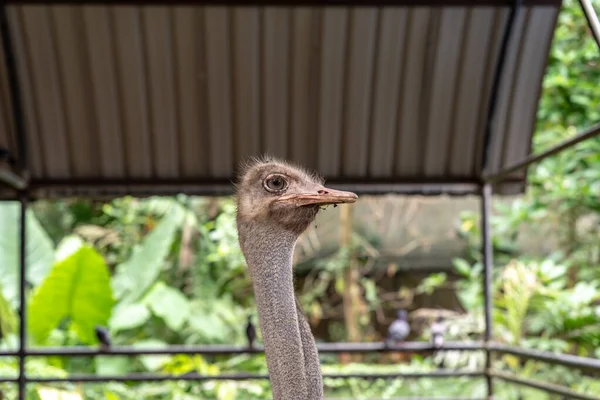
[{"xmin": 278, "ymin": 186, "xmax": 358, "ymax": 207}]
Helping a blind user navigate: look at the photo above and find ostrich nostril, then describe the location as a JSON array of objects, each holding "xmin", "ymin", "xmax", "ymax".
[{"xmin": 317, "ymin": 190, "xmax": 328, "ymax": 195}]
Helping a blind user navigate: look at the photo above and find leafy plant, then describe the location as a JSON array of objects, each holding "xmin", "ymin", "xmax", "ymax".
[
  {"xmin": 111, "ymin": 202, "xmax": 184, "ymax": 304},
  {"xmin": 0, "ymin": 202, "xmax": 55, "ymax": 304},
  {"xmin": 28, "ymin": 244, "xmax": 114, "ymax": 344}
]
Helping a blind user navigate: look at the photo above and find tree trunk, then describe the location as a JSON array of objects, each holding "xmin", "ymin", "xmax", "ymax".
[{"xmin": 340, "ymin": 205, "xmax": 363, "ymax": 363}]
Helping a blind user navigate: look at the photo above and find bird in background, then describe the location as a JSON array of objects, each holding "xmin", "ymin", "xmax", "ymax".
[
  {"xmin": 94, "ymin": 325, "xmax": 112, "ymax": 351},
  {"xmin": 386, "ymin": 309, "xmax": 411, "ymax": 346},
  {"xmin": 430, "ymin": 316, "xmax": 446, "ymax": 349},
  {"xmin": 245, "ymin": 314, "xmax": 257, "ymax": 349}
]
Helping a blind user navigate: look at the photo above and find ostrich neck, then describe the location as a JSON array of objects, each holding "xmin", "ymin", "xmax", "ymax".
[{"xmin": 239, "ymin": 226, "xmax": 322, "ymax": 400}]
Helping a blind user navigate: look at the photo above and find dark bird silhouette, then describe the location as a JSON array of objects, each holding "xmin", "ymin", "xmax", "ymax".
[
  {"xmin": 430, "ymin": 316, "xmax": 445, "ymax": 349},
  {"xmin": 386, "ymin": 309, "xmax": 411, "ymax": 346},
  {"xmin": 245, "ymin": 314, "xmax": 257, "ymax": 349},
  {"xmin": 94, "ymin": 325, "xmax": 112, "ymax": 351}
]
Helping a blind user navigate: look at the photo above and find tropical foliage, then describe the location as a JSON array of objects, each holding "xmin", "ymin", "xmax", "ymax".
[{"xmin": 0, "ymin": 0, "xmax": 598, "ymax": 398}]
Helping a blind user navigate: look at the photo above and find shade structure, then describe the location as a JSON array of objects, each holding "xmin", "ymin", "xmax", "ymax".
[{"xmin": 0, "ymin": 1, "xmax": 561, "ymax": 199}]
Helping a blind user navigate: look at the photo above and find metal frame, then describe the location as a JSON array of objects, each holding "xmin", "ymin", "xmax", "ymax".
[
  {"xmin": 0, "ymin": 1, "xmax": 600, "ymax": 400},
  {"xmin": 0, "ymin": 0, "xmax": 564, "ymax": 6}
]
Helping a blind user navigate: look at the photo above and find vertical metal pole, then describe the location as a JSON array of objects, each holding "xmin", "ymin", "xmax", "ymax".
[
  {"xmin": 481, "ymin": 183, "xmax": 494, "ymax": 399},
  {"xmin": 0, "ymin": 4, "xmax": 28, "ymax": 175},
  {"xmin": 1, "ymin": 5, "xmax": 30, "ymax": 395},
  {"xmin": 18, "ymin": 194, "xmax": 27, "ymax": 400}
]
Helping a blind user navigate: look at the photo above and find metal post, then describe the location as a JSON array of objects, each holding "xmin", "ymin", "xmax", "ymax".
[
  {"xmin": 18, "ymin": 194, "xmax": 27, "ymax": 400},
  {"xmin": 481, "ymin": 183, "xmax": 494, "ymax": 399},
  {"xmin": 0, "ymin": 4, "xmax": 28, "ymax": 176},
  {"xmin": 579, "ymin": 0, "xmax": 600, "ymax": 51},
  {"xmin": 0, "ymin": 4, "xmax": 30, "ymax": 396},
  {"xmin": 483, "ymin": 122, "xmax": 600, "ymax": 183}
]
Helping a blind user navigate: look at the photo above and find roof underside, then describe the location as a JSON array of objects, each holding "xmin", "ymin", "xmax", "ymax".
[{"xmin": 0, "ymin": 1, "xmax": 561, "ymax": 199}]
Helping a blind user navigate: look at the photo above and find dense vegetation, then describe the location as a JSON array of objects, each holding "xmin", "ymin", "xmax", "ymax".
[{"xmin": 0, "ymin": 1, "xmax": 599, "ymax": 398}]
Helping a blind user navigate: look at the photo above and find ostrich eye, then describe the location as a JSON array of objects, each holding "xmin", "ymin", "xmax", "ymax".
[{"xmin": 263, "ymin": 174, "xmax": 288, "ymax": 192}]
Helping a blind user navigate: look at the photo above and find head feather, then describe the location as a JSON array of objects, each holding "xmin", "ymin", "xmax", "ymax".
[{"xmin": 234, "ymin": 155, "xmax": 325, "ymax": 195}]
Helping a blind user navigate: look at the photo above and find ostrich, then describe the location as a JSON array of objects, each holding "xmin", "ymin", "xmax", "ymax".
[{"xmin": 235, "ymin": 157, "xmax": 358, "ymax": 400}]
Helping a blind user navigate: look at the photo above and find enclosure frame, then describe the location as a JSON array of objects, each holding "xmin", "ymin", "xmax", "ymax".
[{"xmin": 1, "ymin": 0, "xmax": 600, "ymax": 399}]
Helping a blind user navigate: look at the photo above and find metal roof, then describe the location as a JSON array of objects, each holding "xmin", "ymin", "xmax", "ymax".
[{"xmin": 0, "ymin": 1, "xmax": 561, "ymax": 199}]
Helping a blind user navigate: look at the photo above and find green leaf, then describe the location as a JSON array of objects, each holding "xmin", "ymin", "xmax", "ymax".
[
  {"xmin": 133, "ymin": 339, "xmax": 171, "ymax": 371},
  {"xmin": 105, "ymin": 393, "xmax": 120, "ymax": 400},
  {"xmin": 109, "ymin": 303, "xmax": 151, "ymax": 332},
  {"xmin": 143, "ymin": 282, "xmax": 190, "ymax": 331},
  {"xmin": 95, "ymin": 355, "xmax": 130, "ymax": 376},
  {"xmin": 0, "ymin": 283, "xmax": 17, "ymax": 337},
  {"xmin": 452, "ymin": 258, "xmax": 472, "ymax": 278},
  {"xmin": 55, "ymin": 235, "xmax": 84, "ymax": 263},
  {"xmin": 28, "ymin": 246, "xmax": 114, "ymax": 344},
  {"xmin": 188, "ymin": 311, "xmax": 229, "ymax": 342},
  {"xmin": 111, "ymin": 204, "xmax": 184, "ymax": 304},
  {"xmin": 0, "ymin": 202, "xmax": 55, "ymax": 304}
]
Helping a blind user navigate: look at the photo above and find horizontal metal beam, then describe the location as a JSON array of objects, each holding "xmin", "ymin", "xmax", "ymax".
[
  {"xmin": 483, "ymin": 122, "xmax": 600, "ymax": 184},
  {"xmin": 326, "ymin": 398, "xmax": 486, "ymax": 400},
  {"xmin": 0, "ymin": 370, "xmax": 484, "ymax": 384},
  {"xmin": 3, "ymin": 0, "xmax": 563, "ymax": 7},
  {"xmin": 0, "ymin": 341, "xmax": 485, "ymax": 357},
  {"xmin": 490, "ymin": 343, "xmax": 600, "ymax": 375},
  {"xmin": 490, "ymin": 370, "xmax": 600, "ymax": 400},
  {"xmin": 22, "ymin": 178, "xmax": 485, "ymax": 198}
]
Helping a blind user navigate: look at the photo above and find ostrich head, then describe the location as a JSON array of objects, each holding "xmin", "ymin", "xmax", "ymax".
[
  {"xmin": 235, "ymin": 156, "xmax": 357, "ymax": 243},
  {"xmin": 235, "ymin": 156, "xmax": 357, "ymax": 399}
]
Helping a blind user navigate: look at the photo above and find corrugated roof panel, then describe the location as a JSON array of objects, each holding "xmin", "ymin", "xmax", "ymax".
[
  {"xmin": 369, "ymin": 10, "xmax": 407, "ymax": 178},
  {"xmin": 396, "ymin": 8, "xmax": 432, "ymax": 176},
  {"xmin": 173, "ymin": 6, "xmax": 210, "ymax": 178},
  {"xmin": 263, "ymin": 7, "xmax": 291, "ymax": 159},
  {"xmin": 52, "ymin": 6, "xmax": 99, "ymax": 178},
  {"xmin": 501, "ymin": 6, "xmax": 559, "ymax": 176},
  {"xmin": 449, "ymin": 8, "xmax": 496, "ymax": 176},
  {"xmin": 341, "ymin": 8, "xmax": 378, "ymax": 177},
  {"xmin": 317, "ymin": 8, "xmax": 347, "ymax": 177},
  {"xmin": 232, "ymin": 8, "xmax": 261, "ymax": 163},
  {"xmin": 289, "ymin": 7, "xmax": 317, "ymax": 169},
  {"xmin": 21, "ymin": 6, "xmax": 71, "ymax": 178},
  {"xmin": 204, "ymin": 6, "xmax": 233, "ymax": 178},
  {"xmin": 0, "ymin": 99, "xmax": 12, "ymax": 157},
  {"xmin": 83, "ymin": 5, "xmax": 126, "ymax": 178},
  {"xmin": 112, "ymin": 7, "xmax": 153, "ymax": 178},
  {"xmin": 143, "ymin": 6, "xmax": 179, "ymax": 178},
  {"xmin": 424, "ymin": 7, "xmax": 466, "ymax": 177},
  {"xmin": 368, "ymin": 8, "xmax": 407, "ymax": 178},
  {"xmin": 0, "ymin": 3, "xmax": 562, "ymax": 198},
  {"xmin": 6, "ymin": 7, "xmax": 42, "ymax": 178},
  {"xmin": 0, "ymin": 43, "xmax": 15, "ymax": 156},
  {"xmin": 485, "ymin": 7, "xmax": 528, "ymax": 176}
]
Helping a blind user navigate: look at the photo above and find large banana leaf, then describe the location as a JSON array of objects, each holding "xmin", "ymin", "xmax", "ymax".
[
  {"xmin": 0, "ymin": 202, "xmax": 55, "ymax": 304},
  {"xmin": 111, "ymin": 203, "xmax": 184, "ymax": 304},
  {"xmin": 28, "ymin": 245, "xmax": 114, "ymax": 344}
]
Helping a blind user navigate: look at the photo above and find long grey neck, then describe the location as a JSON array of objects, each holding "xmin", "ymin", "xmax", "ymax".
[{"xmin": 239, "ymin": 227, "xmax": 323, "ymax": 400}]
